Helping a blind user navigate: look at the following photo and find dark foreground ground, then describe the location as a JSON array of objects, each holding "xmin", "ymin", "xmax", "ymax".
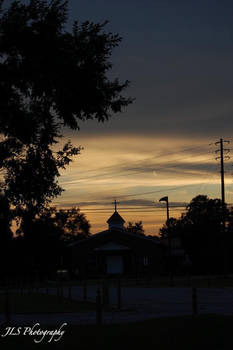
[{"xmin": 0, "ymin": 315, "xmax": 233, "ymax": 350}]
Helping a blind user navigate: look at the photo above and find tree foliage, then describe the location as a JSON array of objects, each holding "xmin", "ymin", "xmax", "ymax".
[
  {"xmin": 12, "ymin": 205, "xmax": 90, "ymax": 277},
  {"xmin": 0, "ymin": 192, "xmax": 13, "ymax": 242},
  {"xmin": 0, "ymin": 0, "xmax": 132, "ymax": 214},
  {"xmin": 126, "ymin": 221, "xmax": 145, "ymax": 235},
  {"xmin": 159, "ymin": 195, "xmax": 230, "ymax": 274},
  {"xmin": 18, "ymin": 206, "xmax": 90, "ymax": 240},
  {"xmin": 53, "ymin": 207, "xmax": 90, "ymax": 242},
  {"xmin": 160, "ymin": 195, "xmax": 224, "ymax": 239}
]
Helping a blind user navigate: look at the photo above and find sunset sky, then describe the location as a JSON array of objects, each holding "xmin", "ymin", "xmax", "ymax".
[{"xmin": 47, "ymin": 0, "xmax": 233, "ymax": 235}]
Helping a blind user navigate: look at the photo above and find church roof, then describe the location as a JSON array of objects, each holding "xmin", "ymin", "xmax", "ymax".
[
  {"xmin": 107, "ymin": 211, "xmax": 125, "ymax": 224},
  {"xmin": 67, "ymin": 228, "xmax": 161, "ymax": 250}
]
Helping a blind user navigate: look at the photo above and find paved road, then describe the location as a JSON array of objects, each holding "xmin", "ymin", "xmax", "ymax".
[{"xmin": 0, "ymin": 286, "xmax": 233, "ymax": 325}]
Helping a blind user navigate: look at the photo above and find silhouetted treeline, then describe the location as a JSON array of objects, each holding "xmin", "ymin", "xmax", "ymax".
[
  {"xmin": 160, "ymin": 195, "xmax": 233, "ymax": 274},
  {"xmin": 0, "ymin": 0, "xmax": 132, "ymax": 283},
  {"xmin": 0, "ymin": 205, "xmax": 90, "ymax": 282}
]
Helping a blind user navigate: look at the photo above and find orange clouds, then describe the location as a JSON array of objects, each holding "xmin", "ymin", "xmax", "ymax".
[{"xmin": 53, "ymin": 134, "xmax": 232, "ymax": 235}]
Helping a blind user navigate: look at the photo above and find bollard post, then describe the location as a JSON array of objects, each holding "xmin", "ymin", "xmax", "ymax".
[
  {"xmin": 105, "ymin": 280, "xmax": 109, "ymax": 306},
  {"xmin": 20, "ymin": 279, "xmax": 23, "ymax": 295},
  {"xmin": 83, "ymin": 280, "xmax": 87, "ymax": 301},
  {"xmin": 102, "ymin": 280, "xmax": 105, "ymax": 305},
  {"xmin": 35, "ymin": 277, "xmax": 39, "ymax": 294},
  {"xmin": 45, "ymin": 280, "xmax": 49, "ymax": 295},
  {"xmin": 192, "ymin": 287, "xmax": 198, "ymax": 316},
  {"xmin": 56, "ymin": 279, "xmax": 59, "ymax": 297},
  {"xmin": 60, "ymin": 278, "xmax": 63, "ymax": 298},
  {"xmin": 96, "ymin": 288, "xmax": 102, "ymax": 325},
  {"xmin": 102, "ymin": 280, "xmax": 109, "ymax": 306},
  {"xmin": 169, "ymin": 273, "xmax": 174, "ymax": 287},
  {"xmin": 117, "ymin": 279, "xmax": 121, "ymax": 310},
  {"xmin": 68, "ymin": 284, "xmax": 72, "ymax": 300}
]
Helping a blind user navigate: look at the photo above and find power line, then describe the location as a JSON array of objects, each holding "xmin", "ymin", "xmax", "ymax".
[
  {"xmin": 77, "ymin": 208, "xmax": 186, "ymax": 214},
  {"xmin": 80, "ymin": 206, "xmax": 187, "ymax": 211},
  {"xmin": 62, "ymin": 143, "xmax": 212, "ymax": 178},
  {"xmin": 110, "ymin": 183, "xmax": 205, "ymax": 199},
  {"xmin": 60, "ymin": 162, "xmax": 220, "ymax": 203},
  {"xmin": 60, "ymin": 153, "xmax": 216, "ymax": 185}
]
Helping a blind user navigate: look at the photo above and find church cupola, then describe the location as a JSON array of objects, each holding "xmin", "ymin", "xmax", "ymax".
[{"xmin": 107, "ymin": 200, "xmax": 125, "ymax": 230}]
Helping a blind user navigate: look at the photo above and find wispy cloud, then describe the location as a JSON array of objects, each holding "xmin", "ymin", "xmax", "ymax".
[{"xmin": 52, "ymin": 135, "xmax": 230, "ymax": 234}]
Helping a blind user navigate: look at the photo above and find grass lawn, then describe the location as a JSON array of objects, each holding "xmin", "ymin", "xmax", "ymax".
[
  {"xmin": 1, "ymin": 315, "xmax": 233, "ymax": 349},
  {"xmin": 0, "ymin": 292, "xmax": 95, "ymax": 313}
]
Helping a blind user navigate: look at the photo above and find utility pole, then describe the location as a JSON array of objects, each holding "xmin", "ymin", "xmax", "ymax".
[
  {"xmin": 215, "ymin": 138, "xmax": 230, "ymax": 231},
  {"xmin": 215, "ymin": 138, "xmax": 230, "ymax": 275}
]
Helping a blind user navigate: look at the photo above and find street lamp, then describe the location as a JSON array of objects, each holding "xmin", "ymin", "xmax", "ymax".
[
  {"xmin": 159, "ymin": 196, "xmax": 169, "ymax": 221},
  {"xmin": 159, "ymin": 196, "xmax": 173, "ymax": 283}
]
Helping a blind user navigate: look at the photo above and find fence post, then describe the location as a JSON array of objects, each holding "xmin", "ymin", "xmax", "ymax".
[
  {"xmin": 20, "ymin": 279, "xmax": 23, "ymax": 295},
  {"xmin": 28, "ymin": 282, "xmax": 31, "ymax": 295},
  {"xmin": 192, "ymin": 287, "xmax": 198, "ymax": 316},
  {"xmin": 35, "ymin": 278, "xmax": 39, "ymax": 294},
  {"xmin": 105, "ymin": 280, "xmax": 109, "ymax": 306},
  {"xmin": 102, "ymin": 280, "xmax": 109, "ymax": 307},
  {"xmin": 60, "ymin": 278, "xmax": 63, "ymax": 298},
  {"xmin": 56, "ymin": 278, "xmax": 59, "ymax": 297},
  {"xmin": 169, "ymin": 273, "xmax": 174, "ymax": 287},
  {"xmin": 31, "ymin": 279, "xmax": 34, "ymax": 294},
  {"xmin": 68, "ymin": 284, "xmax": 72, "ymax": 300},
  {"xmin": 96, "ymin": 288, "xmax": 102, "ymax": 325},
  {"xmin": 83, "ymin": 280, "xmax": 87, "ymax": 301},
  {"xmin": 117, "ymin": 279, "xmax": 121, "ymax": 310},
  {"xmin": 45, "ymin": 278, "xmax": 49, "ymax": 295}
]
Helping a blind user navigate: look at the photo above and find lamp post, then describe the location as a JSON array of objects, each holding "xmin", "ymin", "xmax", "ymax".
[
  {"xmin": 159, "ymin": 196, "xmax": 169, "ymax": 222},
  {"xmin": 159, "ymin": 196, "xmax": 172, "ymax": 282}
]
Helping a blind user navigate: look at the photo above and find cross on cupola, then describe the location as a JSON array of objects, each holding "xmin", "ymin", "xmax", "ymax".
[
  {"xmin": 112, "ymin": 199, "xmax": 119, "ymax": 212},
  {"xmin": 107, "ymin": 200, "xmax": 125, "ymax": 230}
]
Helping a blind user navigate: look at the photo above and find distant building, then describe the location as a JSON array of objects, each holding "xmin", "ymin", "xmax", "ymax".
[{"xmin": 67, "ymin": 209, "xmax": 164, "ymax": 278}]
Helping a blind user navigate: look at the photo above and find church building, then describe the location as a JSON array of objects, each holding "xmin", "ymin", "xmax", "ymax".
[{"xmin": 67, "ymin": 206, "xmax": 164, "ymax": 279}]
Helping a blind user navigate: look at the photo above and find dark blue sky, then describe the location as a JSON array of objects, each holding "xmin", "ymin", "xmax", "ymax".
[
  {"xmin": 3, "ymin": 0, "xmax": 233, "ymax": 232},
  {"xmin": 64, "ymin": 0, "xmax": 233, "ymax": 138},
  {"xmin": 4, "ymin": 0, "xmax": 233, "ymax": 137}
]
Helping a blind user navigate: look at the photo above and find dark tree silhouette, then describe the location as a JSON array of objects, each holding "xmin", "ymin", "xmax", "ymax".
[
  {"xmin": 55, "ymin": 207, "xmax": 90, "ymax": 242},
  {"xmin": 160, "ymin": 195, "xmax": 224, "ymax": 237},
  {"xmin": 159, "ymin": 195, "xmax": 226, "ymax": 274},
  {"xmin": 0, "ymin": 193, "xmax": 12, "ymax": 241},
  {"xmin": 159, "ymin": 217, "xmax": 182, "ymax": 239},
  {"xmin": 185, "ymin": 195, "xmax": 223, "ymax": 229},
  {"xmin": 0, "ymin": 193, "xmax": 13, "ymax": 277},
  {"xmin": 126, "ymin": 221, "xmax": 145, "ymax": 235},
  {"xmin": 14, "ymin": 206, "xmax": 90, "ymax": 278},
  {"xmin": 0, "ymin": 0, "xmax": 132, "ymax": 216},
  {"xmin": 17, "ymin": 206, "xmax": 90, "ymax": 241}
]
